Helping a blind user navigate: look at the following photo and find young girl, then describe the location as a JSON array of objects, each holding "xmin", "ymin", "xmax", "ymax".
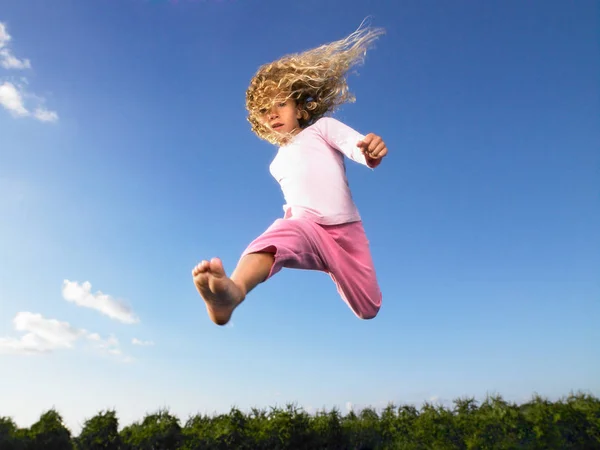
[{"xmin": 192, "ymin": 24, "xmax": 388, "ymax": 325}]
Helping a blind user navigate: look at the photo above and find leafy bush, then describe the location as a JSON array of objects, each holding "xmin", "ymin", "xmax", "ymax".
[{"xmin": 1, "ymin": 392, "xmax": 598, "ymax": 449}]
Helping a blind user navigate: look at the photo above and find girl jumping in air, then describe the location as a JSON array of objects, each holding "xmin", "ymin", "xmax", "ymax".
[{"xmin": 192, "ymin": 23, "xmax": 389, "ymax": 325}]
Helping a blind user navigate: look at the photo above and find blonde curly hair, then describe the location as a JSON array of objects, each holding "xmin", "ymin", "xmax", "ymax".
[{"xmin": 245, "ymin": 21, "xmax": 385, "ymax": 145}]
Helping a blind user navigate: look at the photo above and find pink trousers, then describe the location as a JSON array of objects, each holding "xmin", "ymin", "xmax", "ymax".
[{"xmin": 240, "ymin": 218, "xmax": 382, "ymax": 319}]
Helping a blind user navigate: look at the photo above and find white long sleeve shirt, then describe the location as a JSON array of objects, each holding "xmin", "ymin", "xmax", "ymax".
[{"xmin": 269, "ymin": 117, "xmax": 379, "ymax": 225}]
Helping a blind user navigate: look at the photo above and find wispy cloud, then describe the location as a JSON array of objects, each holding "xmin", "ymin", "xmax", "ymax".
[
  {"xmin": 0, "ymin": 22, "xmax": 10, "ymax": 47},
  {"xmin": 0, "ymin": 49, "xmax": 31, "ymax": 70},
  {"xmin": 0, "ymin": 22, "xmax": 58, "ymax": 122},
  {"xmin": 88, "ymin": 333, "xmax": 120, "ymax": 352},
  {"xmin": 132, "ymin": 338, "xmax": 154, "ymax": 346},
  {"xmin": 0, "ymin": 312, "xmax": 130, "ymax": 361},
  {"xmin": 88, "ymin": 332, "xmax": 132, "ymax": 362},
  {"xmin": 33, "ymin": 107, "xmax": 58, "ymax": 122},
  {"xmin": 0, "ymin": 23, "xmax": 31, "ymax": 69},
  {"xmin": 62, "ymin": 280, "xmax": 139, "ymax": 324}
]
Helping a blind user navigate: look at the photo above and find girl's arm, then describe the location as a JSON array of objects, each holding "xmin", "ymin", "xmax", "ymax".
[{"xmin": 315, "ymin": 117, "xmax": 387, "ymax": 169}]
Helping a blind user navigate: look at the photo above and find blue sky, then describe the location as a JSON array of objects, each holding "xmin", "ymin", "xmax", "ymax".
[{"xmin": 1, "ymin": 0, "xmax": 598, "ymax": 434}]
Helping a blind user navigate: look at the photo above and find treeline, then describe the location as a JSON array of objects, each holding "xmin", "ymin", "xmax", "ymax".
[{"xmin": 1, "ymin": 392, "xmax": 599, "ymax": 449}]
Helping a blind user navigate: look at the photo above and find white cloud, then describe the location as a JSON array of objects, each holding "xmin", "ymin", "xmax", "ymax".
[
  {"xmin": 0, "ymin": 312, "xmax": 82, "ymax": 354},
  {"xmin": 33, "ymin": 107, "xmax": 58, "ymax": 122},
  {"xmin": 0, "ymin": 81, "xmax": 28, "ymax": 117},
  {"xmin": 132, "ymin": 338, "xmax": 154, "ymax": 346},
  {"xmin": 0, "ymin": 22, "xmax": 12, "ymax": 48},
  {"xmin": 0, "ymin": 23, "xmax": 31, "ymax": 69},
  {"xmin": 0, "ymin": 81, "xmax": 58, "ymax": 122},
  {"xmin": 345, "ymin": 401, "xmax": 354, "ymax": 412},
  {"xmin": 0, "ymin": 22, "xmax": 57, "ymax": 122},
  {"xmin": 0, "ymin": 312, "xmax": 129, "ymax": 361},
  {"xmin": 87, "ymin": 333, "xmax": 131, "ymax": 362},
  {"xmin": 88, "ymin": 332, "xmax": 119, "ymax": 350},
  {"xmin": 0, "ymin": 48, "xmax": 31, "ymax": 70},
  {"xmin": 62, "ymin": 280, "xmax": 139, "ymax": 324},
  {"xmin": 0, "ymin": 333, "xmax": 51, "ymax": 354}
]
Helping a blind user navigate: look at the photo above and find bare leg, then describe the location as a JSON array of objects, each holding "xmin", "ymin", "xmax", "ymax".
[{"xmin": 192, "ymin": 252, "xmax": 274, "ymax": 325}]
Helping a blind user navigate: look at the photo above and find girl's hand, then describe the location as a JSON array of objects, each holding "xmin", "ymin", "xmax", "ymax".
[{"xmin": 357, "ymin": 133, "xmax": 388, "ymax": 162}]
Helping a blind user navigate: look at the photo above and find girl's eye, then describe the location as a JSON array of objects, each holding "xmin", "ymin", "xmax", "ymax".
[{"xmin": 279, "ymin": 102, "xmax": 286, "ymax": 107}]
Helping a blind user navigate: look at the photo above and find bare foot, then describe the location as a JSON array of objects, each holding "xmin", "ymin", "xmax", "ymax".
[{"xmin": 192, "ymin": 257, "xmax": 245, "ymax": 325}]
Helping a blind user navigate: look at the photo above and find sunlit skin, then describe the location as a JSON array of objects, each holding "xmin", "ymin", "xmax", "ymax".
[
  {"xmin": 263, "ymin": 98, "xmax": 304, "ymax": 136},
  {"xmin": 192, "ymin": 98, "xmax": 389, "ymax": 326}
]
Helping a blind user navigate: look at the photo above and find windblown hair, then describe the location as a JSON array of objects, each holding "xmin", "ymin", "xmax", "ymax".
[{"xmin": 245, "ymin": 22, "xmax": 385, "ymax": 145}]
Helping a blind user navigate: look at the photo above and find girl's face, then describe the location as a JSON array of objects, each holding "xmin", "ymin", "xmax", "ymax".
[{"xmin": 261, "ymin": 97, "xmax": 303, "ymax": 136}]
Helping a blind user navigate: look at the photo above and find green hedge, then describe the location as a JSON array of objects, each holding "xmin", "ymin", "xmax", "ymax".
[{"xmin": 1, "ymin": 392, "xmax": 598, "ymax": 449}]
